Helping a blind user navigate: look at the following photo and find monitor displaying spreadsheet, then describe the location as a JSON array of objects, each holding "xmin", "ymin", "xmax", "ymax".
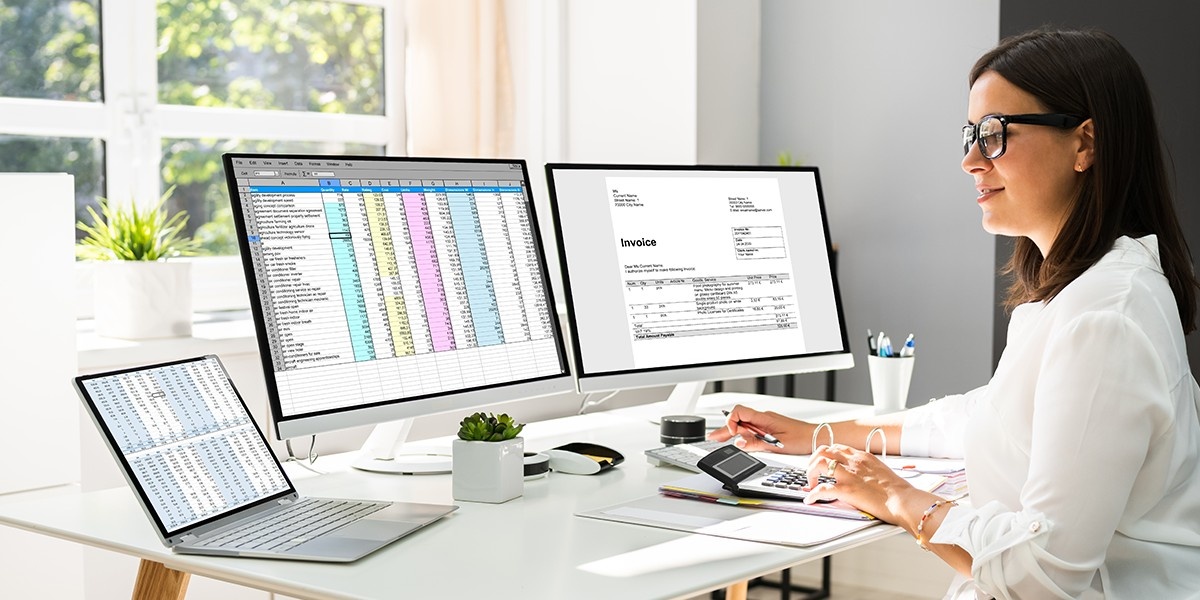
[{"xmin": 224, "ymin": 155, "xmax": 572, "ymax": 439}]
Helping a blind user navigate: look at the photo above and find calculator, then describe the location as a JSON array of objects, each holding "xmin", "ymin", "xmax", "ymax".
[{"xmin": 696, "ymin": 444, "xmax": 832, "ymax": 501}]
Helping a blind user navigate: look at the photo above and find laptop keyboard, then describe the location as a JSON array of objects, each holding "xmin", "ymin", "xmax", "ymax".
[{"xmin": 197, "ymin": 498, "xmax": 387, "ymax": 553}]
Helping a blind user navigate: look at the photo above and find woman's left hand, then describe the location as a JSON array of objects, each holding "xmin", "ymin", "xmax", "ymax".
[{"xmin": 803, "ymin": 444, "xmax": 924, "ymax": 525}]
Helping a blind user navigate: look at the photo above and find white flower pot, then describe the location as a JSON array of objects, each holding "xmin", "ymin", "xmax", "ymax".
[
  {"xmin": 451, "ymin": 438, "xmax": 524, "ymax": 503},
  {"xmin": 93, "ymin": 260, "xmax": 193, "ymax": 340}
]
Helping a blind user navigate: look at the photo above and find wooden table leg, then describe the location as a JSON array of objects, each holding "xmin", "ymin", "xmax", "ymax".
[
  {"xmin": 725, "ymin": 579, "xmax": 749, "ymax": 600},
  {"xmin": 132, "ymin": 559, "xmax": 190, "ymax": 600}
]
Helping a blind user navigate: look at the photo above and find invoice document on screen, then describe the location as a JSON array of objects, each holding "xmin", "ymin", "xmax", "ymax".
[{"xmin": 606, "ymin": 175, "xmax": 807, "ymax": 368}]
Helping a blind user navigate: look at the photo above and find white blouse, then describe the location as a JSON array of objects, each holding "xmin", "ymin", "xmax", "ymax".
[{"xmin": 901, "ymin": 236, "xmax": 1200, "ymax": 599}]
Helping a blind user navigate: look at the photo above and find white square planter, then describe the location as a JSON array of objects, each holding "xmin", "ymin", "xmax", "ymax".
[
  {"xmin": 451, "ymin": 438, "xmax": 524, "ymax": 503},
  {"xmin": 93, "ymin": 260, "xmax": 193, "ymax": 339}
]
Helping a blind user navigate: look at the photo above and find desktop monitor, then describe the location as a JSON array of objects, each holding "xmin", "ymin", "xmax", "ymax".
[
  {"xmin": 223, "ymin": 153, "xmax": 573, "ymax": 472},
  {"xmin": 544, "ymin": 163, "xmax": 852, "ymax": 423}
]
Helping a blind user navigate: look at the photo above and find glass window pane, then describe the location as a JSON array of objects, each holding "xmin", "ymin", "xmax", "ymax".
[
  {"xmin": 0, "ymin": 134, "xmax": 105, "ymax": 240},
  {"xmin": 0, "ymin": 0, "xmax": 102, "ymax": 102},
  {"xmin": 157, "ymin": 1, "xmax": 385, "ymax": 115},
  {"xmin": 161, "ymin": 138, "xmax": 384, "ymax": 256}
]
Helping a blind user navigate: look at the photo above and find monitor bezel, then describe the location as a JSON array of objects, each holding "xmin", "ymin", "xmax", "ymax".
[
  {"xmin": 222, "ymin": 153, "xmax": 574, "ymax": 440},
  {"xmin": 544, "ymin": 162, "xmax": 853, "ymax": 393}
]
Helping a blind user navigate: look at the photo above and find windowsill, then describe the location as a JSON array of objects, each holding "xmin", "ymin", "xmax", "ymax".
[{"xmin": 77, "ymin": 310, "xmax": 260, "ymax": 371}]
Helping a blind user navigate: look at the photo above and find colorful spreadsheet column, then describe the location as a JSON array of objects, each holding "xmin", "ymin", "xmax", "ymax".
[
  {"xmin": 403, "ymin": 185, "xmax": 456, "ymax": 352},
  {"xmin": 447, "ymin": 183, "xmax": 504, "ymax": 347},
  {"xmin": 323, "ymin": 182, "xmax": 376, "ymax": 362},
  {"xmin": 366, "ymin": 181, "xmax": 416, "ymax": 357}
]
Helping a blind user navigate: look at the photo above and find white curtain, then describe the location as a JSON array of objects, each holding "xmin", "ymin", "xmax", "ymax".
[{"xmin": 404, "ymin": 0, "xmax": 515, "ymax": 158}]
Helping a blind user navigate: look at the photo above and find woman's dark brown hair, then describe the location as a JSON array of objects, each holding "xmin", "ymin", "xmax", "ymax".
[{"xmin": 972, "ymin": 28, "xmax": 1198, "ymax": 333}]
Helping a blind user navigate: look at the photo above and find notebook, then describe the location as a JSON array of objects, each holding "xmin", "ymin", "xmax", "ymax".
[{"xmin": 74, "ymin": 355, "xmax": 457, "ymax": 562}]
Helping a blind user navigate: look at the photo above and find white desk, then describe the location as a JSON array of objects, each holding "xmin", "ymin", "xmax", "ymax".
[{"xmin": 0, "ymin": 395, "xmax": 894, "ymax": 600}]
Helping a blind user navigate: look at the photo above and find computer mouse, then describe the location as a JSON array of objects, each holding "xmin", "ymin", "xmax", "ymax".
[
  {"xmin": 545, "ymin": 449, "xmax": 604, "ymax": 475},
  {"xmin": 544, "ymin": 442, "xmax": 625, "ymax": 475}
]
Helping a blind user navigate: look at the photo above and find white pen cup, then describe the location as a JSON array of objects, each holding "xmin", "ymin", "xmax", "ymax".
[{"xmin": 867, "ymin": 354, "xmax": 914, "ymax": 414}]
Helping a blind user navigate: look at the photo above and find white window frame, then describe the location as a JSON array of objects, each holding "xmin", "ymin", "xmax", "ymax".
[{"xmin": 0, "ymin": 0, "xmax": 406, "ymax": 317}]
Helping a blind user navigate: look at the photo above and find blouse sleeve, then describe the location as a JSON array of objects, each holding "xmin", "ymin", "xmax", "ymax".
[
  {"xmin": 900, "ymin": 385, "xmax": 986, "ymax": 458},
  {"xmin": 930, "ymin": 311, "xmax": 1171, "ymax": 599}
]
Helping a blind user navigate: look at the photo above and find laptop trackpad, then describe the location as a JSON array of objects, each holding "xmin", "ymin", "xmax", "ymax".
[
  {"xmin": 337, "ymin": 519, "xmax": 422, "ymax": 541},
  {"xmin": 288, "ymin": 534, "xmax": 386, "ymax": 560}
]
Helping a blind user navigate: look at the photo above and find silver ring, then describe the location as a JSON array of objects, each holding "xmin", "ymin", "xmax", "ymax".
[{"xmin": 826, "ymin": 458, "xmax": 838, "ymax": 477}]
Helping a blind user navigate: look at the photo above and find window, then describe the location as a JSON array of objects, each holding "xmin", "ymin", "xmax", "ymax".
[{"xmin": 0, "ymin": 0, "xmax": 403, "ymax": 312}]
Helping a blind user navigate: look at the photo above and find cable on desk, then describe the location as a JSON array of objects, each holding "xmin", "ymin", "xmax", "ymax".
[{"xmin": 283, "ymin": 435, "xmax": 327, "ymax": 475}]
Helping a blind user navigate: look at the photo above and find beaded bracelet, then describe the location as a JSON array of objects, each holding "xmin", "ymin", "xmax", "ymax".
[{"xmin": 915, "ymin": 500, "xmax": 955, "ymax": 551}]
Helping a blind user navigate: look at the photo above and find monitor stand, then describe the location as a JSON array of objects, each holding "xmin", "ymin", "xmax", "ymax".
[
  {"xmin": 655, "ymin": 381, "xmax": 734, "ymax": 429},
  {"xmin": 351, "ymin": 419, "xmax": 453, "ymax": 474}
]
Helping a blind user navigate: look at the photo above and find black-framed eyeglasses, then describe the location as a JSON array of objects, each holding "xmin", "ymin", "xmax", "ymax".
[{"xmin": 962, "ymin": 113, "xmax": 1086, "ymax": 160}]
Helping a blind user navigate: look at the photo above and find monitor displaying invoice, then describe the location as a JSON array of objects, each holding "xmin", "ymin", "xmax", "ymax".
[
  {"xmin": 545, "ymin": 164, "xmax": 851, "ymax": 394},
  {"xmin": 224, "ymin": 154, "xmax": 572, "ymax": 443}
]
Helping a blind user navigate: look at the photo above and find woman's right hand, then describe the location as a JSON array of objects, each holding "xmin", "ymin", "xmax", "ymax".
[{"xmin": 706, "ymin": 403, "xmax": 815, "ymax": 455}]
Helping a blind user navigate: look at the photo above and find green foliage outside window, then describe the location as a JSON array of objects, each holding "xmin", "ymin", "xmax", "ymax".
[
  {"xmin": 0, "ymin": 0, "xmax": 100, "ymax": 102},
  {"xmin": 0, "ymin": 1, "xmax": 103, "ymax": 234},
  {"xmin": 0, "ymin": 0, "xmax": 387, "ymax": 257},
  {"xmin": 156, "ymin": 0, "xmax": 386, "ymax": 256}
]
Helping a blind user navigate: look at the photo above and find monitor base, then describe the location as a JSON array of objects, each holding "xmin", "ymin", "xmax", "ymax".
[
  {"xmin": 352, "ymin": 452, "xmax": 453, "ymax": 475},
  {"xmin": 350, "ymin": 419, "xmax": 453, "ymax": 475}
]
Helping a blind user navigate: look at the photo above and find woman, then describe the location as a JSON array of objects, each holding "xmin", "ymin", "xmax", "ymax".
[{"xmin": 710, "ymin": 28, "xmax": 1200, "ymax": 599}]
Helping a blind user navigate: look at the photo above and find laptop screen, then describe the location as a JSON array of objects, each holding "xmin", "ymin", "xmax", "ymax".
[{"xmin": 76, "ymin": 356, "xmax": 294, "ymax": 537}]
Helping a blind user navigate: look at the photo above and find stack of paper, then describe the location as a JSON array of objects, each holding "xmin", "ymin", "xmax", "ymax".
[{"xmin": 883, "ymin": 456, "xmax": 968, "ymax": 500}]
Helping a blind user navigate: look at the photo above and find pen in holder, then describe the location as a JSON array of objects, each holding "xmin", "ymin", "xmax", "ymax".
[
  {"xmin": 867, "ymin": 330, "xmax": 915, "ymax": 414},
  {"xmin": 867, "ymin": 354, "xmax": 914, "ymax": 414}
]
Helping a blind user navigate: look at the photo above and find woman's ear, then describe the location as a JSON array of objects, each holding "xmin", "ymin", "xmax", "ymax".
[{"xmin": 1074, "ymin": 119, "xmax": 1095, "ymax": 172}]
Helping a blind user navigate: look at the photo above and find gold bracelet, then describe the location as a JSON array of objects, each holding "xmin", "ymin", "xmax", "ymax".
[{"xmin": 915, "ymin": 500, "xmax": 955, "ymax": 551}]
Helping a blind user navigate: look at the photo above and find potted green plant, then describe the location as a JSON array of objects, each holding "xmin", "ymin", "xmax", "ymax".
[
  {"xmin": 76, "ymin": 186, "xmax": 200, "ymax": 339},
  {"xmin": 776, "ymin": 150, "xmax": 802, "ymax": 166},
  {"xmin": 451, "ymin": 412, "xmax": 525, "ymax": 503}
]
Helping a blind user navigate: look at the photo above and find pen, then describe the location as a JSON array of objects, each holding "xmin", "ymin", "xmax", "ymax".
[
  {"xmin": 875, "ymin": 331, "xmax": 887, "ymax": 357},
  {"xmin": 867, "ymin": 329, "xmax": 877, "ymax": 354},
  {"xmin": 721, "ymin": 410, "xmax": 785, "ymax": 448},
  {"xmin": 900, "ymin": 333, "xmax": 915, "ymax": 357},
  {"xmin": 880, "ymin": 334, "xmax": 893, "ymax": 358}
]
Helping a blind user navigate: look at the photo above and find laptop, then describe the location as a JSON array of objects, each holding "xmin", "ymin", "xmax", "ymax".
[{"xmin": 74, "ymin": 355, "xmax": 457, "ymax": 562}]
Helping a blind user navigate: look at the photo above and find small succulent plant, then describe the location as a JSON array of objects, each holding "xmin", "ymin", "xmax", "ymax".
[{"xmin": 457, "ymin": 412, "xmax": 525, "ymax": 442}]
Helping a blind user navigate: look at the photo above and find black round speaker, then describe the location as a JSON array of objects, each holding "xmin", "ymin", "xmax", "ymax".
[
  {"xmin": 660, "ymin": 415, "xmax": 706, "ymax": 445},
  {"xmin": 523, "ymin": 452, "xmax": 550, "ymax": 479}
]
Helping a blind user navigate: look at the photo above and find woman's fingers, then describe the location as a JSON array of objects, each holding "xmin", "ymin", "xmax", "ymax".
[{"xmin": 803, "ymin": 481, "xmax": 838, "ymax": 504}]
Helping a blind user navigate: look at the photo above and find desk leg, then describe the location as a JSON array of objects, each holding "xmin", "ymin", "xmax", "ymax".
[
  {"xmin": 725, "ymin": 580, "xmax": 749, "ymax": 600},
  {"xmin": 132, "ymin": 559, "xmax": 190, "ymax": 600}
]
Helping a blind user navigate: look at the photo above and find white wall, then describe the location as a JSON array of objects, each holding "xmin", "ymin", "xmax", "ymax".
[
  {"xmin": 564, "ymin": 2, "xmax": 699, "ymax": 164},
  {"xmin": 0, "ymin": 174, "xmax": 79, "ymax": 495},
  {"xmin": 758, "ymin": 0, "xmax": 1000, "ymax": 407},
  {"xmin": 697, "ymin": 0, "xmax": 761, "ymax": 165},
  {"xmin": 0, "ymin": 173, "xmax": 84, "ymax": 600}
]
